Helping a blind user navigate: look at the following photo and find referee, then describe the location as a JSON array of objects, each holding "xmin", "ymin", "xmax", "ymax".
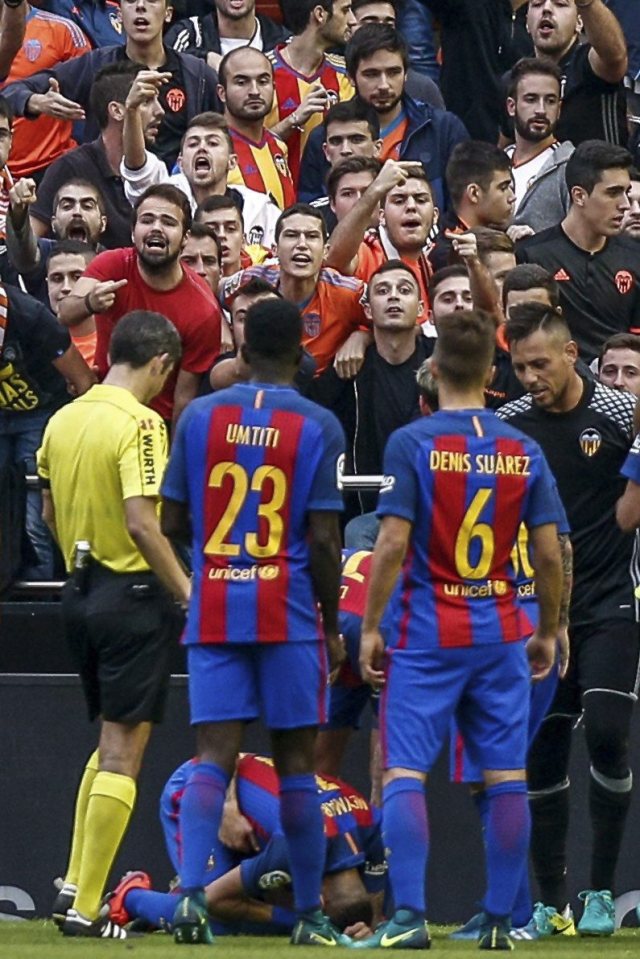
[
  {"xmin": 498, "ymin": 301, "xmax": 639, "ymax": 938},
  {"xmin": 37, "ymin": 310, "xmax": 190, "ymax": 939}
]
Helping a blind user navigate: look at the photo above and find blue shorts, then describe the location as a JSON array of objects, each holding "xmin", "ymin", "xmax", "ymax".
[
  {"xmin": 449, "ymin": 665, "xmax": 559, "ymax": 783},
  {"xmin": 240, "ymin": 834, "xmax": 291, "ymax": 897},
  {"xmin": 239, "ymin": 831, "xmax": 363, "ymax": 895},
  {"xmin": 322, "ymin": 610, "xmax": 378, "ymax": 731},
  {"xmin": 188, "ymin": 641, "xmax": 328, "ymax": 728},
  {"xmin": 380, "ymin": 643, "xmax": 530, "ymax": 773}
]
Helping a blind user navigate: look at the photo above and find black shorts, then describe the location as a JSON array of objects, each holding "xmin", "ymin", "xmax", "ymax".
[
  {"xmin": 549, "ymin": 620, "xmax": 640, "ymax": 719},
  {"xmin": 61, "ymin": 563, "xmax": 183, "ymax": 724}
]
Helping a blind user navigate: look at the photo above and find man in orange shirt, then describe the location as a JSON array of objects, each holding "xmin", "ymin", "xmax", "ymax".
[
  {"xmin": 45, "ymin": 239, "xmax": 97, "ymax": 365},
  {"xmin": 325, "ymin": 158, "xmax": 435, "ymax": 313},
  {"xmin": 219, "ymin": 203, "xmax": 370, "ymax": 380},
  {"xmin": 3, "ymin": 4, "xmax": 90, "ymax": 180}
]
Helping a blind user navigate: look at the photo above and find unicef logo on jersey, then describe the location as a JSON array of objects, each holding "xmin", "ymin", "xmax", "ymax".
[{"xmin": 579, "ymin": 428, "xmax": 602, "ymax": 458}]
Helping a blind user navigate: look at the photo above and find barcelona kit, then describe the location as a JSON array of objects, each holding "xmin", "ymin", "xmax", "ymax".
[
  {"xmin": 162, "ymin": 382, "xmax": 345, "ymax": 728},
  {"xmin": 376, "ymin": 408, "xmax": 563, "ymax": 773},
  {"xmin": 450, "ymin": 501, "xmax": 570, "ymax": 784},
  {"xmin": 160, "ymin": 754, "xmax": 385, "ymax": 893}
]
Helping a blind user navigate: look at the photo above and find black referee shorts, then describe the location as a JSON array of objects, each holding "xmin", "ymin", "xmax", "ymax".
[
  {"xmin": 549, "ymin": 620, "xmax": 640, "ymax": 718},
  {"xmin": 61, "ymin": 563, "xmax": 184, "ymax": 724}
]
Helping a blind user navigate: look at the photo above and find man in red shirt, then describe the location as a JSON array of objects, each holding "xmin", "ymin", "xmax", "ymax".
[{"xmin": 58, "ymin": 183, "xmax": 221, "ymax": 428}]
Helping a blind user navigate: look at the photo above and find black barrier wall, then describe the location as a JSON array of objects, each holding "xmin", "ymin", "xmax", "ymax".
[{"xmin": 1, "ymin": 604, "xmax": 640, "ymax": 925}]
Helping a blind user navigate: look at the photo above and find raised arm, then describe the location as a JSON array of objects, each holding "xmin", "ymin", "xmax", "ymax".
[
  {"xmin": 58, "ymin": 274, "xmax": 128, "ymax": 328},
  {"xmin": 269, "ymin": 83, "xmax": 329, "ymax": 142},
  {"xmin": 582, "ymin": 0, "xmax": 628, "ymax": 85},
  {"xmin": 0, "ymin": 0, "xmax": 26, "ymax": 81},
  {"xmin": 6, "ymin": 178, "xmax": 40, "ymax": 274},
  {"xmin": 123, "ymin": 70, "xmax": 171, "ymax": 172},
  {"xmin": 448, "ymin": 230, "xmax": 504, "ymax": 327},
  {"xmin": 325, "ymin": 160, "xmax": 419, "ymax": 274}
]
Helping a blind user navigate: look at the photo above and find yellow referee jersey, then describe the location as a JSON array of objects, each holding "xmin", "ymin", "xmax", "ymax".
[{"xmin": 37, "ymin": 384, "xmax": 168, "ymax": 575}]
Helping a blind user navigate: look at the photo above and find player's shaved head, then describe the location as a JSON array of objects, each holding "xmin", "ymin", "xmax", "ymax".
[
  {"xmin": 432, "ymin": 309, "xmax": 495, "ymax": 389},
  {"xmin": 505, "ymin": 301, "xmax": 571, "ymax": 350}
]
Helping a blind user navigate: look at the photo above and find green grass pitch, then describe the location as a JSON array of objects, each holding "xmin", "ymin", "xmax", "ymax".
[{"xmin": 2, "ymin": 923, "xmax": 639, "ymax": 957}]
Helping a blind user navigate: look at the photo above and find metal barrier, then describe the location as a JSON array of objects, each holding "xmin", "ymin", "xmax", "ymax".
[{"xmin": 9, "ymin": 473, "xmax": 385, "ymax": 596}]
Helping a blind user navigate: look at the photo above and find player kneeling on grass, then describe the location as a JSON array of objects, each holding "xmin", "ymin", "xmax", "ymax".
[{"xmin": 105, "ymin": 753, "xmax": 386, "ymax": 940}]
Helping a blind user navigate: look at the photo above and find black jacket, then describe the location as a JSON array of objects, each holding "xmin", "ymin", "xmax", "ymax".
[
  {"xmin": 1, "ymin": 44, "xmax": 220, "ymax": 146},
  {"xmin": 165, "ymin": 11, "xmax": 290, "ymax": 58},
  {"xmin": 297, "ymin": 94, "xmax": 469, "ymax": 211}
]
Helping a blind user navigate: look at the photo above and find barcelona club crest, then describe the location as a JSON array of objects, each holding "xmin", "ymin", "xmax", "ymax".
[{"xmin": 579, "ymin": 427, "xmax": 602, "ymax": 458}]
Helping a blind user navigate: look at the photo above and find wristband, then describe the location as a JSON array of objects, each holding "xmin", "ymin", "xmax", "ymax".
[
  {"xmin": 84, "ymin": 290, "xmax": 94, "ymax": 315},
  {"xmin": 3, "ymin": 0, "xmax": 25, "ymax": 8},
  {"xmin": 290, "ymin": 112, "xmax": 304, "ymax": 131}
]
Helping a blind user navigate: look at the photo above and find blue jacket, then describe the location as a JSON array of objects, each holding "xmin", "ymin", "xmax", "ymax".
[
  {"xmin": 297, "ymin": 94, "xmax": 469, "ymax": 212},
  {"xmin": 40, "ymin": 0, "xmax": 124, "ymax": 48}
]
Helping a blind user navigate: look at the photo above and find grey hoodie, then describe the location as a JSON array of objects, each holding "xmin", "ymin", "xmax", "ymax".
[{"xmin": 512, "ymin": 141, "xmax": 575, "ymax": 233}]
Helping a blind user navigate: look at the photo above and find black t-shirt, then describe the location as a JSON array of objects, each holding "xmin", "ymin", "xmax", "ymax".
[
  {"xmin": 326, "ymin": 335, "xmax": 435, "ymax": 515},
  {"xmin": 0, "ymin": 286, "xmax": 71, "ymax": 418},
  {"xmin": 501, "ymin": 40, "xmax": 627, "ymax": 147},
  {"xmin": 497, "ymin": 376, "xmax": 637, "ymax": 628},
  {"xmin": 517, "ymin": 225, "xmax": 640, "ymax": 363},
  {"xmin": 487, "ymin": 346, "xmax": 525, "ymax": 410},
  {"xmin": 155, "ymin": 49, "xmax": 189, "ymax": 172},
  {"xmin": 30, "ymin": 138, "xmax": 132, "ymax": 250}
]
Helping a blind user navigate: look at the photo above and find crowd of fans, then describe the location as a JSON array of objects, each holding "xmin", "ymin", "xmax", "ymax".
[{"xmin": 1, "ymin": 0, "xmax": 639, "ymax": 587}]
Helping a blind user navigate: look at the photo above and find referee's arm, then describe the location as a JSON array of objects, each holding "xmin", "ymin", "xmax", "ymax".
[{"xmin": 125, "ymin": 496, "xmax": 190, "ymax": 606}]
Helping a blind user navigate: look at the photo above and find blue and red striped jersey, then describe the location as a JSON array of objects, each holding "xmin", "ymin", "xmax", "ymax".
[
  {"xmin": 162, "ymin": 382, "xmax": 345, "ymax": 645},
  {"xmin": 163, "ymin": 754, "xmax": 382, "ymax": 870},
  {"xmin": 339, "ymin": 548, "xmax": 373, "ymax": 618},
  {"xmin": 378, "ymin": 409, "xmax": 563, "ymax": 649}
]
